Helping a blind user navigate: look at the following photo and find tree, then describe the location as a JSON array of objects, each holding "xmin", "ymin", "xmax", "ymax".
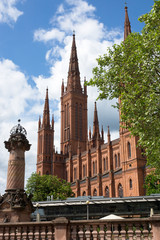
[
  {"xmin": 87, "ymin": 0, "xmax": 160, "ymax": 171},
  {"xmin": 26, "ymin": 173, "xmax": 73, "ymax": 201},
  {"xmin": 144, "ymin": 171, "xmax": 160, "ymax": 195}
]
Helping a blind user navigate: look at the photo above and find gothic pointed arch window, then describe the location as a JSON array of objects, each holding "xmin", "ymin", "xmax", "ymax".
[
  {"xmin": 66, "ymin": 170, "xmax": 68, "ymax": 181},
  {"xmin": 75, "ymin": 103, "xmax": 78, "ymax": 139},
  {"xmin": 39, "ymin": 135, "xmax": 42, "ymax": 154},
  {"xmin": 118, "ymin": 183, "xmax": 123, "ymax": 198},
  {"xmin": 74, "ymin": 167, "xmax": 77, "ymax": 181},
  {"xmin": 95, "ymin": 161, "xmax": 97, "ymax": 174},
  {"xmin": 93, "ymin": 188, "xmax": 97, "ymax": 196},
  {"xmin": 118, "ymin": 153, "xmax": 120, "ymax": 167},
  {"xmin": 82, "ymin": 191, "xmax": 86, "ymax": 196},
  {"xmin": 79, "ymin": 104, "xmax": 82, "ymax": 141},
  {"xmin": 64, "ymin": 105, "xmax": 67, "ymax": 141},
  {"xmin": 115, "ymin": 154, "xmax": 118, "ymax": 168},
  {"xmin": 103, "ymin": 157, "xmax": 106, "ymax": 172},
  {"xmin": 67, "ymin": 103, "xmax": 69, "ymax": 126},
  {"xmin": 83, "ymin": 164, "xmax": 86, "ymax": 178},
  {"xmin": 106, "ymin": 157, "xmax": 108, "ymax": 171},
  {"xmin": 65, "ymin": 104, "xmax": 67, "ymax": 128},
  {"xmin": 105, "ymin": 186, "xmax": 109, "ymax": 198},
  {"xmin": 129, "ymin": 179, "xmax": 133, "ymax": 189},
  {"xmin": 128, "ymin": 142, "xmax": 131, "ymax": 158},
  {"xmin": 93, "ymin": 161, "xmax": 95, "ymax": 176},
  {"xmin": 65, "ymin": 145, "xmax": 67, "ymax": 154}
]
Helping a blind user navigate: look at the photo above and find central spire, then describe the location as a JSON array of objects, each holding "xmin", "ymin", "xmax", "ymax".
[
  {"xmin": 124, "ymin": 6, "xmax": 131, "ymax": 40},
  {"xmin": 67, "ymin": 33, "xmax": 82, "ymax": 92},
  {"xmin": 43, "ymin": 88, "xmax": 50, "ymax": 127}
]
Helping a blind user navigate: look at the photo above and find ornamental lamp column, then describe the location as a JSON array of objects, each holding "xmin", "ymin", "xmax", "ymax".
[
  {"xmin": 5, "ymin": 120, "xmax": 31, "ymax": 191},
  {"xmin": 0, "ymin": 120, "xmax": 33, "ymax": 223}
]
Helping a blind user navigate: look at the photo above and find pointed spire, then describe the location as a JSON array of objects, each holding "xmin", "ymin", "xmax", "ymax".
[
  {"xmin": 67, "ymin": 33, "xmax": 82, "ymax": 92},
  {"xmin": 61, "ymin": 79, "xmax": 64, "ymax": 96},
  {"xmin": 43, "ymin": 88, "xmax": 50, "ymax": 127},
  {"xmin": 92, "ymin": 102, "xmax": 99, "ymax": 139},
  {"xmin": 52, "ymin": 114, "xmax": 54, "ymax": 130},
  {"xmin": 38, "ymin": 116, "xmax": 41, "ymax": 129},
  {"xmin": 107, "ymin": 125, "xmax": 111, "ymax": 143},
  {"xmin": 89, "ymin": 126, "xmax": 91, "ymax": 140},
  {"xmin": 101, "ymin": 126, "xmax": 104, "ymax": 140},
  {"xmin": 124, "ymin": 5, "xmax": 131, "ymax": 40},
  {"xmin": 84, "ymin": 76, "xmax": 87, "ymax": 95}
]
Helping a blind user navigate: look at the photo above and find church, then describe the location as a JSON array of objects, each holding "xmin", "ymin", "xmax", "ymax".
[{"xmin": 36, "ymin": 6, "xmax": 147, "ymax": 198}]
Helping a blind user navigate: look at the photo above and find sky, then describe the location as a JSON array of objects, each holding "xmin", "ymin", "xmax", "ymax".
[{"xmin": 0, "ymin": 0, "xmax": 154, "ymax": 194}]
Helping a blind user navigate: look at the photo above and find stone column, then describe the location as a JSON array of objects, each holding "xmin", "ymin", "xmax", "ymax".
[
  {"xmin": 5, "ymin": 131, "xmax": 30, "ymax": 190},
  {"xmin": 0, "ymin": 121, "xmax": 33, "ymax": 223}
]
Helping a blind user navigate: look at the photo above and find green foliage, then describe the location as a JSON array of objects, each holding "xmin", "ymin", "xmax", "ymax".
[
  {"xmin": 144, "ymin": 171, "xmax": 160, "ymax": 195},
  {"xmin": 26, "ymin": 173, "xmax": 73, "ymax": 202},
  {"xmin": 87, "ymin": 0, "xmax": 160, "ymax": 170}
]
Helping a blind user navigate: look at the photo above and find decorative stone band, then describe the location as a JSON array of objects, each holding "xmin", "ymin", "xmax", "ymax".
[{"xmin": 4, "ymin": 133, "xmax": 31, "ymax": 152}]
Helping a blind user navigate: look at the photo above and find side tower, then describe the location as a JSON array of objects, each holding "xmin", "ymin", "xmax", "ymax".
[
  {"xmin": 37, "ymin": 88, "xmax": 54, "ymax": 175},
  {"xmin": 61, "ymin": 33, "xmax": 88, "ymax": 156},
  {"xmin": 119, "ymin": 6, "xmax": 146, "ymax": 197}
]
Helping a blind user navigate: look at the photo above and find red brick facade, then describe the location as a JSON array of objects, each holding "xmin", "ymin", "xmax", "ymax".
[{"xmin": 36, "ymin": 7, "xmax": 147, "ymax": 198}]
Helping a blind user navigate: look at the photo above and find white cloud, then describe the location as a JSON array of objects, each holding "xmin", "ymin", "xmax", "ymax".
[
  {"xmin": 34, "ymin": 29, "xmax": 65, "ymax": 43},
  {"xmin": 0, "ymin": 0, "xmax": 23, "ymax": 25},
  {"xmin": 0, "ymin": 59, "xmax": 40, "ymax": 194}
]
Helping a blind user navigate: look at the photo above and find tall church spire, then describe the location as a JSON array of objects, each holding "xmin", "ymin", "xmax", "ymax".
[
  {"xmin": 67, "ymin": 32, "xmax": 82, "ymax": 92},
  {"xmin": 42, "ymin": 88, "xmax": 50, "ymax": 127},
  {"xmin": 92, "ymin": 102, "xmax": 99, "ymax": 139},
  {"xmin": 124, "ymin": 5, "xmax": 131, "ymax": 40}
]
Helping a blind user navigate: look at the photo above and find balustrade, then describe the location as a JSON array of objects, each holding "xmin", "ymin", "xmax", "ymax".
[
  {"xmin": 70, "ymin": 219, "xmax": 153, "ymax": 240},
  {"xmin": 0, "ymin": 217, "xmax": 157, "ymax": 240}
]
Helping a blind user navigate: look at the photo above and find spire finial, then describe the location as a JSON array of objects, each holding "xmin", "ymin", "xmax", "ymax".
[
  {"xmin": 124, "ymin": 3, "xmax": 131, "ymax": 40},
  {"xmin": 73, "ymin": 30, "xmax": 75, "ymax": 36},
  {"xmin": 125, "ymin": 1, "xmax": 127, "ymax": 7}
]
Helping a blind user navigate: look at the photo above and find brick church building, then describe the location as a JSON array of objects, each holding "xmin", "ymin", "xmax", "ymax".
[{"xmin": 36, "ymin": 6, "xmax": 147, "ymax": 198}]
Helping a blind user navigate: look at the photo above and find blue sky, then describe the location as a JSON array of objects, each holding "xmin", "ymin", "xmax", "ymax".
[{"xmin": 0, "ymin": 0, "xmax": 154, "ymax": 194}]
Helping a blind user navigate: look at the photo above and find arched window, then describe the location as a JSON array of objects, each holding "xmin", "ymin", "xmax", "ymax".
[
  {"xmin": 115, "ymin": 154, "xmax": 118, "ymax": 168},
  {"xmin": 75, "ymin": 103, "xmax": 78, "ymax": 139},
  {"xmin": 95, "ymin": 161, "xmax": 97, "ymax": 174},
  {"xmin": 118, "ymin": 183, "xmax": 123, "ymax": 198},
  {"xmin": 105, "ymin": 186, "xmax": 109, "ymax": 198},
  {"xmin": 67, "ymin": 103, "xmax": 70, "ymax": 140},
  {"xmin": 106, "ymin": 157, "xmax": 108, "ymax": 171},
  {"xmin": 74, "ymin": 167, "xmax": 77, "ymax": 181},
  {"xmin": 82, "ymin": 191, "xmax": 86, "ymax": 196},
  {"xmin": 93, "ymin": 162, "xmax": 95, "ymax": 176},
  {"xmin": 39, "ymin": 135, "xmax": 42, "ymax": 154},
  {"xmin": 128, "ymin": 142, "xmax": 131, "ymax": 158},
  {"xmin": 83, "ymin": 165, "xmax": 86, "ymax": 178},
  {"xmin": 103, "ymin": 158, "xmax": 106, "ymax": 171},
  {"xmin": 67, "ymin": 103, "xmax": 69, "ymax": 126},
  {"xmin": 93, "ymin": 189, "xmax": 97, "ymax": 196},
  {"xmin": 129, "ymin": 179, "xmax": 132, "ymax": 189},
  {"xmin": 46, "ymin": 171, "xmax": 49, "ymax": 175},
  {"xmin": 65, "ymin": 104, "xmax": 67, "ymax": 128},
  {"xmin": 66, "ymin": 171, "xmax": 68, "ymax": 181},
  {"xmin": 79, "ymin": 104, "xmax": 82, "ymax": 141},
  {"xmin": 118, "ymin": 153, "xmax": 120, "ymax": 167},
  {"xmin": 39, "ymin": 171, "xmax": 41, "ymax": 175},
  {"xmin": 65, "ymin": 145, "xmax": 67, "ymax": 154}
]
